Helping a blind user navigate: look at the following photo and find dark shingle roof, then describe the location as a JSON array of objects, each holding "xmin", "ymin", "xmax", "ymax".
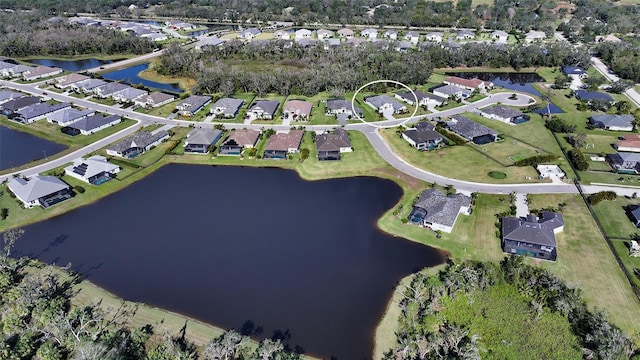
[
  {"xmin": 107, "ymin": 130, "xmax": 168, "ymax": 153},
  {"xmin": 16, "ymin": 102, "xmax": 70, "ymax": 120},
  {"xmin": 589, "ymin": 114, "xmax": 634, "ymax": 128},
  {"xmin": 249, "ymin": 100, "xmax": 279, "ymax": 117},
  {"xmin": 1, "ymin": 96, "xmax": 40, "ymax": 111},
  {"xmin": 480, "ymin": 105, "xmax": 523, "ymax": 119},
  {"xmin": 68, "ymin": 114, "xmax": 121, "ymax": 131},
  {"xmin": 575, "ymin": 90, "xmax": 614, "ymax": 102},
  {"xmin": 316, "ymin": 128, "xmax": 351, "ymax": 152},
  {"xmin": 212, "ymin": 97, "xmax": 244, "ymax": 117},
  {"xmin": 414, "ymin": 188, "xmax": 471, "ymax": 227},
  {"xmin": 396, "ymin": 90, "xmax": 445, "ymax": 103},
  {"xmin": 186, "ymin": 128, "xmax": 222, "ymax": 146},
  {"xmin": 403, "ymin": 127, "xmax": 442, "ymax": 144},
  {"xmin": 501, "ymin": 211, "xmax": 564, "ymax": 247},
  {"xmin": 447, "ymin": 115, "xmax": 498, "ymax": 139}
]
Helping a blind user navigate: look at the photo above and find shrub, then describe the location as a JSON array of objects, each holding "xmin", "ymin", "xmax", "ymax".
[
  {"xmin": 587, "ymin": 191, "xmax": 617, "ymax": 205},
  {"xmin": 1, "ymin": 208, "xmax": 8, "ymax": 220},
  {"xmin": 73, "ymin": 185, "xmax": 85, "ymax": 194},
  {"xmin": 435, "ymin": 125, "xmax": 467, "ymax": 145},
  {"xmin": 568, "ymin": 148, "xmax": 589, "ymax": 171},
  {"xmin": 545, "ymin": 117, "xmax": 576, "ymax": 133},
  {"xmin": 514, "ymin": 154, "xmax": 559, "ymax": 167}
]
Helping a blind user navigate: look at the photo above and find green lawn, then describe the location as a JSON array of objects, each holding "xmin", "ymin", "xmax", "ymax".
[
  {"xmin": 591, "ymin": 196, "xmax": 640, "ymax": 240},
  {"xmin": 69, "ymin": 92, "xmax": 88, "ymax": 99},
  {"xmin": 471, "ymin": 137, "xmax": 543, "ymax": 166},
  {"xmin": 136, "ymin": 100, "xmax": 180, "ymax": 118},
  {"xmin": 89, "ymin": 97, "xmax": 117, "ymax": 106}
]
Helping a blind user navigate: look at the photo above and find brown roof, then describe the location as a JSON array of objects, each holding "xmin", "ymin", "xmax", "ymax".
[
  {"xmin": 444, "ymin": 76, "xmax": 489, "ymax": 89},
  {"xmin": 616, "ymin": 134, "xmax": 640, "ymax": 150},
  {"xmin": 228, "ymin": 129, "xmax": 260, "ymax": 147},
  {"xmin": 284, "ymin": 100, "xmax": 313, "ymax": 116},
  {"xmin": 265, "ymin": 130, "xmax": 304, "ymax": 151},
  {"xmin": 316, "ymin": 128, "xmax": 351, "ymax": 151}
]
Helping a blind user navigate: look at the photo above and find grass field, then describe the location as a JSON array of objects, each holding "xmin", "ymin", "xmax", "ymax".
[{"xmin": 591, "ymin": 196, "xmax": 640, "ymax": 240}]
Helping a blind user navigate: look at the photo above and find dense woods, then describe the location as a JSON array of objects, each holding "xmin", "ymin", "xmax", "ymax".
[
  {"xmin": 385, "ymin": 257, "xmax": 637, "ymax": 359},
  {"xmin": 592, "ymin": 42, "xmax": 640, "ymax": 83}
]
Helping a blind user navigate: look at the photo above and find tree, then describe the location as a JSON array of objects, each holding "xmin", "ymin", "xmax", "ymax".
[
  {"xmin": 553, "ymin": 74, "xmax": 571, "ymax": 89},
  {"xmin": 584, "ymin": 73, "xmax": 606, "ymax": 91},
  {"xmin": 569, "ymin": 132, "xmax": 587, "ymax": 149},
  {"xmin": 3, "ymin": 228, "xmax": 24, "ymax": 256},
  {"xmin": 300, "ymin": 148, "xmax": 309, "ymax": 161},
  {"xmin": 615, "ymin": 100, "xmax": 632, "ymax": 114},
  {"xmin": 589, "ymin": 98, "xmax": 612, "ymax": 112}
]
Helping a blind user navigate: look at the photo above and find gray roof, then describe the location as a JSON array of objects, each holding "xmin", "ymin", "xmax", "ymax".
[
  {"xmin": 457, "ymin": 30, "xmax": 475, "ymax": 37},
  {"xmin": 326, "ymin": 38, "xmax": 341, "ymax": 46},
  {"xmin": 426, "ymin": 32, "xmax": 443, "ymax": 38},
  {"xmin": 241, "ymin": 28, "xmax": 261, "ymax": 36},
  {"xmin": 65, "ymin": 155, "xmax": 119, "ymax": 180},
  {"xmin": 502, "ymin": 211, "xmax": 564, "ymax": 247},
  {"xmin": 316, "ymin": 128, "xmax": 351, "ymax": 151},
  {"xmin": 67, "ymin": 114, "xmax": 121, "ymax": 131},
  {"xmin": 492, "ymin": 30, "xmax": 508, "ymax": 37},
  {"xmin": 481, "ymin": 105, "xmax": 523, "ymax": 119},
  {"xmin": 611, "ymin": 152, "xmax": 640, "ymax": 164},
  {"xmin": 443, "ymin": 39, "xmax": 461, "ymax": 49},
  {"xmin": 16, "ymin": 102, "xmax": 70, "ymax": 120},
  {"xmin": 95, "ymin": 82, "xmax": 129, "ymax": 96},
  {"xmin": 265, "ymin": 130, "xmax": 304, "ymax": 151},
  {"xmin": 317, "ymin": 29, "xmax": 333, "ymax": 37},
  {"xmin": 433, "ymin": 84, "xmax": 470, "ymax": 96},
  {"xmin": 212, "ymin": 97, "xmax": 244, "ymax": 116},
  {"xmin": 249, "ymin": 100, "xmax": 279, "ymax": 117},
  {"xmin": 186, "ymin": 128, "xmax": 223, "ymax": 146},
  {"xmin": 397, "ymin": 40, "xmax": 413, "ymax": 50},
  {"xmin": 75, "ymin": 78, "xmax": 107, "ymax": 90},
  {"xmin": 575, "ymin": 90, "xmax": 614, "ymax": 102},
  {"xmin": 0, "ymin": 90, "xmax": 24, "ymax": 103},
  {"xmin": 47, "ymin": 108, "xmax": 93, "ymax": 123},
  {"xmin": 447, "ymin": 115, "xmax": 498, "ymax": 139},
  {"xmin": 0, "ymin": 61, "xmax": 16, "ymax": 70},
  {"xmin": 365, "ymin": 95, "xmax": 405, "ymax": 111},
  {"xmin": 327, "ymin": 99, "xmax": 351, "ymax": 111},
  {"xmin": 396, "ymin": 90, "xmax": 445, "ymax": 103},
  {"xmin": 1, "ymin": 96, "xmax": 40, "ymax": 111},
  {"xmin": 414, "ymin": 188, "xmax": 471, "ymax": 227},
  {"xmin": 297, "ymin": 38, "xmax": 318, "ymax": 47},
  {"xmin": 116, "ymin": 87, "xmax": 147, "ymax": 100},
  {"xmin": 108, "ymin": 130, "xmax": 169, "ymax": 153},
  {"xmin": 178, "ymin": 95, "xmax": 212, "ymax": 112},
  {"xmin": 589, "ymin": 114, "xmax": 634, "ymax": 128},
  {"xmin": 6, "ymin": 65, "xmax": 32, "ymax": 75},
  {"xmin": 8, "ymin": 175, "xmax": 69, "ymax": 203},
  {"xmin": 403, "ymin": 126, "xmax": 443, "ymax": 144}
]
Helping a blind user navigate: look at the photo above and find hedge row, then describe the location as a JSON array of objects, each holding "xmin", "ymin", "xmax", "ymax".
[
  {"xmin": 514, "ymin": 154, "xmax": 559, "ymax": 167},
  {"xmin": 435, "ymin": 126, "xmax": 467, "ymax": 145},
  {"xmin": 587, "ymin": 191, "xmax": 617, "ymax": 205}
]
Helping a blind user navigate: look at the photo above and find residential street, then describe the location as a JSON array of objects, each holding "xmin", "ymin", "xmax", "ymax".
[{"xmin": 590, "ymin": 56, "xmax": 640, "ymax": 108}]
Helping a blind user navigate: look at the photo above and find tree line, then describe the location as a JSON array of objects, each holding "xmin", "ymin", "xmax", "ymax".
[{"xmin": 593, "ymin": 42, "xmax": 640, "ymax": 83}]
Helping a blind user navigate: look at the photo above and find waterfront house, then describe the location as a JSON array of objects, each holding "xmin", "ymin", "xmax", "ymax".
[
  {"xmin": 284, "ymin": 100, "xmax": 313, "ymax": 121},
  {"xmin": 478, "ymin": 105, "xmax": 528, "ymax": 124},
  {"xmin": 316, "ymin": 29, "xmax": 334, "ymax": 40},
  {"xmin": 446, "ymin": 115, "xmax": 498, "ymax": 145},
  {"xmin": 112, "ymin": 87, "xmax": 148, "ymax": 103},
  {"xmin": 134, "ymin": 91, "xmax": 176, "ymax": 109},
  {"xmin": 402, "ymin": 122, "xmax": 444, "ymax": 150},
  {"xmin": 62, "ymin": 114, "xmax": 121, "ymax": 136},
  {"xmin": 562, "ymin": 66, "xmax": 588, "ymax": 79},
  {"xmin": 404, "ymin": 31, "xmax": 419, "ymax": 44},
  {"xmin": 176, "ymin": 95, "xmax": 212, "ymax": 117},
  {"xmin": 575, "ymin": 90, "xmax": 614, "ymax": 104},
  {"xmin": 219, "ymin": 129, "xmax": 260, "ymax": 155},
  {"xmin": 106, "ymin": 130, "xmax": 169, "ymax": 158},
  {"xmin": 337, "ymin": 28, "xmax": 354, "ymax": 39},
  {"xmin": 491, "ymin": 30, "xmax": 508, "ymax": 43},
  {"xmin": 443, "ymin": 76, "xmax": 492, "ymax": 92},
  {"xmin": 501, "ymin": 211, "xmax": 564, "ymax": 261},
  {"xmin": 361, "ymin": 28, "xmax": 378, "ymax": 39},
  {"xmin": 1, "ymin": 64, "xmax": 33, "ymax": 78},
  {"xmin": 0, "ymin": 96, "xmax": 40, "ymax": 115},
  {"xmin": 456, "ymin": 30, "xmax": 475, "ymax": 40},
  {"xmin": 8, "ymin": 175, "xmax": 72, "ymax": 208},
  {"xmin": 364, "ymin": 95, "xmax": 406, "ymax": 114},
  {"xmin": 432, "ymin": 84, "xmax": 471, "ymax": 99},
  {"xmin": 408, "ymin": 188, "xmax": 471, "ymax": 233},
  {"xmin": 55, "ymin": 73, "xmax": 90, "ymax": 89},
  {"xmin": 295, "ymin": 28, "xmax": 312, "ymax": 40},
  {"xmin": 184, "ymin": 128, "xmax": 223, "ymax": 154},
  {"xmin": 246, "ymin": 100, "xmax": 279, "ymax": 120},
  {"xmin": 211, "ymin": 97, "xmax": 244, "ymax": 118},
  {"xmin": 263, "ymin": 130, "xmax": 304, "ymax": 159},
  {"xmin": 72, "ymin": 78, "xmax": 107, "ymax": 94},
  {"xmin": 274, "ymin": 30, "xmax": 290, "ymax": 40},
  {"xmin": 425, "ymin": 32, "xmax": 443, "ymax": 42},
  {"xmin": 64, "ymin": 155, "xmax": 120, "ymax": 185},
  {"xmin": 93, "ymin": 82, "xmax": 129, "ymax": 99},
  {"xmin": 588, "ymin": 114, "xmax": 633, "ymax": 131},
  {"xmin": 238, "ymin": 28, "xmax": 261, "ymax": 40},
  {"xmin": 47, "ymin": 108, "xmax": 94, "ymax": 126},
  {"xmin": 395, "ymin": 90, "xmax": 445, "ymax": 107},
  {"xmin": 316, "ymin": 128, "xmax": 352, "ymax": 160},
  {"xmin": 383, "ymin": 30, "xmax": 398, "ymax": 40},
  {"xmin": 615, "ymin": 135, "xmax": 640, "ymax": 152},
  {"xmin": 22, "ymin": 66, "xmax": 62, "ymax": 81},
  {"xmin": 0, "ymin": 90, "xmax": 24, "ymax": 104},
  {"xmin": 15, "ymin": 102, "xmax": 71, "ymax": 124}
]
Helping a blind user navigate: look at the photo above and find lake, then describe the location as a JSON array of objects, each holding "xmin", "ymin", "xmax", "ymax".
[
  {"xmin": 448, "ymin": 72, "xmax": 563, "ymax": 114},
  {"xmin": 0, "ymin": 126, "xmax": 67, "ymax": 170},
  {"xmin": 28, "ymin": 58, "xmax": 114, "ymax": 72},
  {"xmin": 13, "ymin": 164, "xmax": 444, "ymax": 359},
  {"xmin": 102, "ymin": 63, "xmax": 183, "ymax": 93}
]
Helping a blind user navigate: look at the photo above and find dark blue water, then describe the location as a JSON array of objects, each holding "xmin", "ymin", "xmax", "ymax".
[
  {"xmin": 449, "ymin": 72, "xmax": 563, "ymax": 114},
  {"xmin": 0, "ymin": 126, "xmax": 66, "ymax": 170},
  {"xmin": 102, "ymin": 63, "xmax": 183, "ymax": 93},
  {"xmin": 28, "ymin": 58, "xmax": 114, "ymax": 72},
  {"xmin": 14, "ymin": 164, "xmax": 443, "ymax": 359}
]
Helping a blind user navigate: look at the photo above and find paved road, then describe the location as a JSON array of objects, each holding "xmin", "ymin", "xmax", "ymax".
[
  {"xmin": 84, "ymin": 50, "xmax": 166, "ymax": 73},
  {"xmin": 590, "ymin": 56, "xmax": 640, "ymax": 108}
]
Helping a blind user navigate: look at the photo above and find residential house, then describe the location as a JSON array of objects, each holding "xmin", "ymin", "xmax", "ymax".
[
  {"xmin": 246, "ymin": 100, "xmax": 279, "ymax": 120},
  {"xmin": 525, "ymin": 30, "xmax": 546, "ymax": 43},
  {"xmin": 0, "ymin": 90, "xmax": 24, "ymax": 104},
  {"xmin": 176, "ymin": 95, "xmax": 212, "ymax": 116},
  {"xmin": 608, "ymin": 152, "xmax": 640, "ymax": 173},
  {"xmin": 491, "ymin": 30, "xmax": 508, "ymax": 43},
  {"xmin": 325, "ymin": 99, "xmax": 362, "ymax": 123},
  {"xmin": 364, "ymin": 95, "xmax": 406, "ymax": 114},
  {"xmin": 345, "ymin": 38, "xmax": 365, "ymax": 47},
  {"xmin": 174, "ymin": 22, "xmax": 196, "ymax": 30},
  {"xmin": 22, "ymin": 66, "xmax": 62, "ymax": 81},
  {"xmin": 8, "ymin": 175, "xmax": 73, "ymax": 209},
  {"xmin": 502, "ymin": 212, "xmax": 564, "ymax": 261},
  {"xmin": 615, "ymin": 135, "xmax": 640, "ymax": 152},
  {"xmin": 1, "ymin": 64, "xmax": 33, "ymax": 78},
  {"xmin": 61, "ymin": 114, "xmax": 121, "ymax": 136},
  {"xmin": 316, "ymin": 29, "xmax": 333, "ymax": 39},
  {"xmin": 395, "ymin": 40, "xmax": 413, "ymax": 52},
  {"xmin": 55, "ymin": 73, "xmax": 90, "ymax": 89},
  {"xmin": 456, "ymin": 30, "xmax": 475, "ymax": 40},
  {"xmin": 315, "ymin": 128, "xmax": 352, "ymax": 160},
  {"xmin": 443, "ymin": 76, "xmax": 492, "ymax": 92},
  {"xmin": 210, "ymin": 97, "xmax": 244, "ymax": 118},
  {"xmin": 629, "ymin": 205, "xmax": 640, "ymax": 228},
  {"xmin": 562, "ymin": 66, "xmax": 588, "ymax": 79},
  {"xmin": 194, "ymin": 37, "xmax": 225, "ymax": 50},
  {"xmin": 274, "ymin": 30, "xmax": 290, "ymax": 40},
  {"xmin": 324, "ymin": 38, "xmax": 341, "ymax": 49},
  {"xmin": 263, "ymin": 130, "xmax": 304, "ymax": 159},
  {"xmin": 297, "ymin": 38, "xmax": 318, "ymax": 48},
  {"xmin": 404, "ymin": 31, "xmax": 419, "ymax": 44},
  {"xmin": 478, "ymin": 105, "xmax": 529, "ymax": 124},
  {"xmin": 361, "ymin": 28, "xmax": 378, "ymax": 39},
  {"xmin": 575, "ymin": 90, "xmax": 615, "ymax": 104},
  {"xmin": 146, "ymin": 33, "xmax": 168, "ymax": 42},
  {"xmin": 589, "ymin": 114, "xmax": 634, "ymax": 131},
  {"xmin": 219, "ymin": 129, "xmax": 260, "ymax": 155},
  {"xmin": 432, "ymin": 84, "xmax": 472, "ymax": 99},
  {"xmin": 442, "ymin": 39, "xmax": 462, "ymax": 49},
  {"xmin": 383, "ymin": 30, "xmax": 398, "ymax": 40},
  {"xmin": 184, "ymin": 128, "xmax": 223, "ymax": 154},
  {"xmin": 0, "ymin": 96, "xmax": 40, "ymax": 115},
  {"xmin": 395, "ymin": 90, "xmax": 446, "ymax": 107},
  {"xmin": 295, "ymin": 28, "xmax": 312, "ymax": 40},
  {"xmin": 134, "ymin": 91, "xmax": 176, "ymax": 109},
  {"xmin": 425, "ymin": 32, "xmax": 443, "ymax": 42},
  {"xmin": 284, "ymin": 100, "xmax": 313, "ymax": 121},
  {"xmin": 408, "ymin": 188, "xmax": 472, "ymax": 233},
  {"xmin": 106, "ymin": 130, "xmax": 169, "ymax": 158},
  {"xmin": 93, "ymin": 82, "xmax": 129, "ymax": 99},
  {"xmin": 337, "ymin": 28, "xmax": 354, "ymax": 39},
  {"xmin": 47, "ymin": 108, "xmax": 94, "ymax": 126},
  {"xmin": 402, "ymin": 122, "xmax": 444, "ymax": 150},
  {"xmin": 64, "ymin": 155, "xmax": 120, "ymax": 185},
  {"xmin": 71, "ymin": 78, "xmax": 107, "ymax": 94},
  {"xmin": 14, "ymin": 102, "xmax": 71, "ymax": 124},
  {"xmin": 238, "ymin": 28, "xmax": 261, "ymax": 40},
  {"xmin": 446, "ymin": 115, "xmax": 498, "ymax": 145},
  {"xmin": 112, "ymin": 87, "xmax": 148, "ymax": 103}
]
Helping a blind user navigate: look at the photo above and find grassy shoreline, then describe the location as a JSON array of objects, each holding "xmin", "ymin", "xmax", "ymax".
[
  {"xmin": 138, "ymin": 61, "xmax": 196, "ymax": 92},
  {"xmin": 19, "ymin": 54, "xmax": 137, "ymax": 62}
]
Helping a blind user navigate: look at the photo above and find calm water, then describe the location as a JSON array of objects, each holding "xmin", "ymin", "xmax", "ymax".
[
  {"xmin": 14, "ymin": 165, "xmax": 443, "ymax": 359},
  {"xmin": 0, "ymin": 126, "xmax": 66, "ymax": 170},
  {"xmin": 28, "ymin": 58, "xmax": 114, "ymax": 71},
  {"xmin": 449, "ymin": 72, "xmax": 563, "ymax": 114},
  {"xmin": 102, "ymin": 63, "xmax": 183, "ymax": 93}
]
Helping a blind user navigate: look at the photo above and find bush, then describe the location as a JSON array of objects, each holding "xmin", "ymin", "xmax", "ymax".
[
  {"xmin": 587, "ymin": 191, "xmax": 617, "ymax": 205},
  {"xmin": 73, "ymin": 185, "xmax": 85, "ymax": 194},
  {"xmin": 1, "ymin": 208, "xmax": 8, "ymax": 220},
  {"xmin": 514, "ymin": 154, "xmax": 559, "ymax": 167},
  {"xmin": 545, "ymin": 117, "xmax": 576, "ymax": 133},
  {"xmin": 568, "ymin": 148, "xmax": 589, "ymax": 171},
  {"xmin": 435, "ymin": 125, "xmax": 467, "ymax": 145}
]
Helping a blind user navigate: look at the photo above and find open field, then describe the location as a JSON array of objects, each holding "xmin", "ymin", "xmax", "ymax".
[
  {"xmin": 140, "ymin": 60, "xmax": 197, "ymax": 91},
  {"xmin": 591, "ymin": 196, "xmax": 640, "ymax": 240}
]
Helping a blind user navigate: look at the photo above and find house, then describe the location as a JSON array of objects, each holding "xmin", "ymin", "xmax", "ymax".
[
  {"xmin": 106, "ymin": 130, "xmax": 169, "ymax": 158},
  {"xmin": 402, "ymin": 122, "xmax": 444, "ymax": 151},
  {"xmin": 383, "ymin": 30, "xmax": 398, "ymax": 40},
  {"xmin": 297, "ymin": 38, "xmax": 318, "ymax": 48},
  {"xmin": 47, "ymin": 108, "xmax": 94, "ymax": 126},
  {"xmin": 22, "ymin": 65, "xmax": 62, "ymax": 81},
  {"xmin": 210, "ymin": 97, "xmax": 244, "ymax": 118},
  {"xmin": 284, "ymin": 100, "xmax": 313, "ymax": 121},
  {"xmin": 536, "ymin": 165, "xmax": 565, "ymax": 180},
  {"xmin": 589, "ymin": 114, "xmax": 634, "ymax": 131},
  {"xmin": 562, "ymin": 66, "xmax": 588, "ymax": 79},
  {"xmin": 337, "ymin": 28, "xmax": 354, "ymax": 39},
  {"xmin": 408, "ymin": 188, "xmax": 471, "ymax": 233},
  {"xmin": 608, "ymin": 152, "xmax": 640, "ymax": 173},
  {"xmin": 238, "ymin": 28, "xmax": 261, "ymax": 39},
  {"xmin": 325, "ymin": 99, "xmax": 362, "ymax": 123},
  {"xmin": 0, "ymin": 96, "xmax": 40, "ymax": 115},
  {"xmin": 246, "ymin": 100, "xmax": 279, "ymax": 120},
  {"xmin": 501, "ymin": 211, "xmax": 564, "ymax": 261},
  {"xmin": 361, "ymin": 28, "xmax": 378, "ymax": 39},
  {"xmin": 14, "ymin": 102, "xmax": 71, "ymax": 124},
  {"xmin": 364, "ymin": 95, "xmax": 406, "ymax": 114},
  {"xmin": 575, "ymin": 90, "xmax": 615, "ymax": 104},
  {"xmin": 134, "ymin": 91, "xmax": 176, "ymax": 109},
  {"xmin": 395, "ymin": 90, "xmax": 446, "ymax": 107},
  {"xmin": 478, "ymin": 105, "xmax": 528, "ymax": 124},
  {"xmin": 615, "ymin": 135, "xmax": 640, "ymax": 152},
  {"xmin": 491, "ymin": 30, "xmax": 508, "ymax": 43},
  {"xmin": 432, "ymin": 84, "xmax": 472, "ymax": 99},
  {"xmin": 629, "ymin": 205, "xmax": 640, "ymax": 228},
  {"xmin": 316, "ymin": 29, "xmax": 333, "ymax": 39},
  {"xmin": 446, "ymin": 115, "xmax": 498, "ymax": 145},
  {"xmin": 443, "ymin": 76, "xmax": 492, "ymax": 92},
  {"xmin": 62, "ymin": 114, "xmax": 121, "ymax": 136},
  {"xmin": 71, "ymin": 78, "xmax": 107, "ymax": 94},
  {"xmin": 219, "ymin": 129, "xmax": 260, "ymax": 155},
  {"xmin": 345, "ymin": 38, "xmax": 365, "ymax": 47},
  {"xmin": 442, "ymin": 39, "xmax": 462, "ymax": 49},
  {"xmin": 456, "ymin": 30, "xmax": 475, "ymax": 40},
  {"xmin": 274, "ymin": 30, "xmax": 290, "ymax": 40},
  {"xmin": 1, "ymin": 64, "xmax": 33, "ymax": 78},
  {"xmin": 324, "ymin": 38, "xmax": 342, "ymax": 49},
  {"xmin": 425, "ymin": 32, "xmax": 443, "ymax": 42},
  {"xmin": 93, "ymin": 82, "xmax": 129, "ymax": 99},
  {"xmin": 404, "ymin": 31, "xmax": 419, "ymax": 44},
  {"xmin": 263, "ymin": 130, "xmax": 304, "ymax": 159},
  {"xmin": 184, "ymin": 128, "xmax": 223, "ymax": 154},
  {"xmin": 194, "ymin": 37, "xmax": 225, "ymax": 50},
  {"xmin": 55, "ymin": 73, "xmax": 90, "ymax": 89},
  {"xmin": 175, "ymin": 22, "xmax": 196, "ymax": 30},
  {"xmin": 176, "ymin": 95, "xmax": 212, "ymax": 116},
  {"xmin": 112, "ymin": 87, "xmax": 148, "ymax": 103},
  {"xmin": 7, "ymin": 175, "xmax": 73, "ymax": 209},
  {"xmin": 316, "ymin": 128, "xmax": 352, "ymax": 160},
  {"xmin": 146, "ymin": 33, "xmax": 168, "ymax": 42},
  {"xmin": 295, "ymin": 28, "xmax": 312, "ymax": 40},
  {"xmin": 0, "ymin": 90, "xmax": 24, "ymax": 104},
  {"xmin": 64, "ymin": 155, "xmax": 120, "ymax": 185},
  {"xmin": 396, "ymin": 40, "xmax": 413, "ymax": 52},
  {"xmin": 525, "ymin": 30, "xmax": 546, "ymax": 43}
]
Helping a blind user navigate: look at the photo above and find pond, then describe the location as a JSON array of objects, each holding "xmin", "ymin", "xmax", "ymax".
[
  {"xmin": 0, "ymin": 126, "xmax": 67, "ymax": 170},
  {"xmin": 101, "ymin": 63, "xmax": 183, "ymax": 93},
  {"xmin": 448, "ymin": 72, "xmax": 563, "ymax": 114},
  {"xmin": 14, "ymin": 164, "xmax": 444, "ymax": 359},
  {"xmin": 27, "ymin": 58, "xmax": 115, "ymax": 72}
]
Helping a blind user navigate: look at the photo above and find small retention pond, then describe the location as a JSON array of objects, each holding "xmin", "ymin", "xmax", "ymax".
[
  {"xmin": 14, "ymin": 164, "xmax": 444, "ymax": 359},
  {"xmin": 102, "ymin": 63, "xmax": 183, "ymax": 93},
  {"xmin": 0, "ymin": 126, "xmax": 66, "ymax": 170},
  {"xmin": 27, "ymin": 58, "xmax": 115, "ymax": 72}
]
